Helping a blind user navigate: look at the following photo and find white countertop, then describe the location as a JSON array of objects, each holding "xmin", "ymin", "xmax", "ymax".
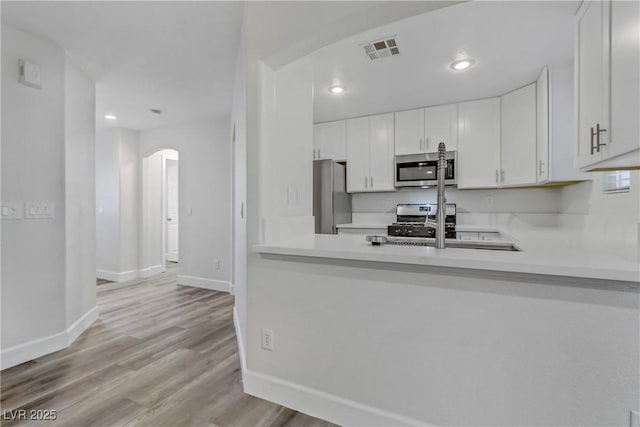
[
  {"xmin": 336, "ymin": 223, "xmax": 387, "ymax": 229},
  {"xmin": 254, "ymin": 228, "xmax": 640, "ymax": 283},
  {"xmin": 336, "ymin": 223, "xmax": 503, "ymax": 233}
]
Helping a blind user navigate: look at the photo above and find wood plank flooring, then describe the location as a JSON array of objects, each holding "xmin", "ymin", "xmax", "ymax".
[{"xmin": 1, "ymin": 264, "xmax": 337, "ymax": 427}]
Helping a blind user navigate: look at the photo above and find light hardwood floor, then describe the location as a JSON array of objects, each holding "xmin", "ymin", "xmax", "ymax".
[{"xmin": 1, "ymin": 263, "xmax": 337, "ymax": 427}]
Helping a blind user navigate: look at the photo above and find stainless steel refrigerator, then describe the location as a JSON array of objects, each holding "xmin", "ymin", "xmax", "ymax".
[{"xmin": 313, "ymin": 160, "xmax": 352, "ymax": 234}]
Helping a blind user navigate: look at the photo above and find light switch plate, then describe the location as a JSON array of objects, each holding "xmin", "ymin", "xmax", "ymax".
[
  {"xmin": 19, "ymin": 59, "xmax": 42, "ymax": 89},
  {"xmin": 25, "ymin": 202, "xmax": 55, "ymax": 219},
  {"xmin": 1, "ymin": 202, "xmax": 23, "ymax": 220}
]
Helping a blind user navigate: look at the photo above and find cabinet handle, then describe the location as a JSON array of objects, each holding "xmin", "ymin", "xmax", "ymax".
[
  {"xmin": 364, "ymin": 177, "xmax": 367, "ymax": 188},
  {"xmin": 318, "ymin": 148, "xmax": 321, "ymax": 158},
  {"xmin": 313, "ymin": 149, "xmax": 316, "ymax": 159},
  {"xmin": 495, "ymin": 169, "xmax": 499, "ymax": 185},
  {"xmin": 240, "ymin": 202, "xmax": 244, "ymax": 219},
  {"xmin": 538, "ymin": 160, "xmax": 545, "ymax": 175},
  {"xmin": 370, "ymin": 176, "xmax": 373, "ymax": 188},
  {"xmin": 595, "ymin": 123, "xmax": 607, "ymax": 152},
  {"xmin": 501, "ymin": 169, "xmax": 505, "ymax": 183},
  {"xmin": 424, "ymin": 137, "xmax": 429, "ymax": 152},
  {"xmin": 590, "ymin": 127, "xmax": 597, "ymax": 155}
]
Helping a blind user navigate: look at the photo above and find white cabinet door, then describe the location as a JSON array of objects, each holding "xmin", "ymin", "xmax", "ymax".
[
  {"xmin": 536, "ymin": 67, "xmax": 550, "ymax": 183},
  {"xmin": 346, "ymin": 117, "xmax": 370, "ymax": 193},
  {"xmin": 425, "ymin": 104, "xmax": 458, "ymax": 152},
  {"xmin": 608, "ymin": 0, "xmax": 640, "ymax": 159},
  {"xmin": 576, "ymin": 0, "xmax": 607, "ymax": 167},
  {"xmin": 394, "ymin": 108, "xmax": 424, "ymax": 155},
  {"xmin": 457, "ymin": 98, "xmax": 501, "ymax": 189},
  {"xmin": 501, "ymin": 83, "xmax": 537, "ymax": 186},
  {"xmin": 313, "ymin": 120, "xmax": 346, "ymax": 161},
  {"xmin": 369, "ymin": 113, "xmax": 395, "ymax": 191}
]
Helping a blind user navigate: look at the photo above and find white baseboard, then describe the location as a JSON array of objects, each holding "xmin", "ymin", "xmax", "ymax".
[
  {"xmin": 67, "ymin": 306, "xmax": 99, "ymax": 344},
  {"xmin": 96, "ymin": 269, "xmax": 137, "ymax": 282},
  {"xmin": 233, "ymin": 306, "xmax": 246, "ymax": 377},
  {"xmin": 138, "ymin": 264, "xmax": 164, "ymax": 278},
  {"xmin": 177, "ymin": 275, "xmax": 230, "ymax": 292},
  {"xmin": 96, "ymin": 264, "xmax": 164, "ymax": 282},
  {"xmin": 243, "ymin": 369, "xmax": 430, "ymax": 427},
  {"xmin": 1, "ymin": 305, "xmax": 99, "ymax": 370}
]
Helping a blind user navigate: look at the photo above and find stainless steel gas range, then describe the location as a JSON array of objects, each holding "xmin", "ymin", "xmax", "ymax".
[{"xmin": 387, "ymin": 204, "xmax": 456, "ymax": 239}]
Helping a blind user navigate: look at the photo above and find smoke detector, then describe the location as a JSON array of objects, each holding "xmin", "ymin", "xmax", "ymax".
[
  {"xmin": 150, "ymin": 109, "xmax": 162, "ymax": 115},
  {"xmin": 362, "ymin": 36, "xmax": 400, "ymax": 61}
]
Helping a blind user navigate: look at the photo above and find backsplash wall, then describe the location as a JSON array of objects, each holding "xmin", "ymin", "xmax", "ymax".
[{"xmin": 352, "ymin": 186, "xmax": 564, "ymax": 214}]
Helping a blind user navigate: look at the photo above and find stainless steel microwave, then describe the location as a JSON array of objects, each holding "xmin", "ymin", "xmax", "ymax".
[{"xmin": 395, "ymin": 151, "xmax": 457, "ymax": 188}]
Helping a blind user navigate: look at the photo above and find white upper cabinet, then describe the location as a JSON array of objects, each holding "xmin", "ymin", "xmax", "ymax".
[
  {"xmin": 608, "ymin": 0, "xmax": 640, "ymax": 163},
  {"xmin": 346, "ymin": 117, "xmax": 370, "ymax": 193},
  {"xmin": 346, "ymin": 114, "xmax": 394, "ymax": 193},
  {"xmin": 368, "ymin": 113, "xmax": 395, "ymax": 191},
  {"xmin": 576, "ymin": 0, "xmax": 607, "ymax": 167},
  {"xmin": 576, "ymin": 0, "xmax": 640, "ymax": 170},
  {"xmin": 457, "ymin": 98, "xmax": 501, "ymax": 189},
  {"xmin": 501, "ymin": 83, "xmax": 537, "ymax": 186},
  {"xmin": 394, "ymin": 108, "xmax": 425, "ymax": 155},
  {"xmin": 313, "ymin": 120, "xmax": 346, "ymax": 161},
  {"xmin": 536, "ymin": 67, "xmax": 550, "ymax": 183},
  {"xmin": 425, "ymin": 104, "xmax": 458, "ymax": 152}
]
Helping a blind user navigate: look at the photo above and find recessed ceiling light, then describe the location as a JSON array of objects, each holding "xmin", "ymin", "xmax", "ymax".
[
  {"xmin": 450, "ymin": 58, "xmax": 475, "ymax": 71},
  {"xmin": 104, "ymin": 114, "xmax": 117, "ymax": 120},
  {"xmin": 329, "ymin": 85, "xmax": 345, "ymax": 95}
]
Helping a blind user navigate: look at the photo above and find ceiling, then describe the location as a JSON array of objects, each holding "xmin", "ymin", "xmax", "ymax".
[
  {"xmin": 2, "ymin": 1, "xmax": 243, "ymax": 131},
  {"xmin": 312, "ymin": 1, "xmax": 579, "ymax": 123}
]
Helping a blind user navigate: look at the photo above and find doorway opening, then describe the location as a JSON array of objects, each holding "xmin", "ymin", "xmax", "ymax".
[{"xmin": 141, "ymin": 148, "xmax": 179, "ymax": 275}]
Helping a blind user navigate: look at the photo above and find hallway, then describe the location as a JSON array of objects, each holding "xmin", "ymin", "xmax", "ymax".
[{"xmin": 0, "ymin": 265, "xmax": 335, "ymax": 427}]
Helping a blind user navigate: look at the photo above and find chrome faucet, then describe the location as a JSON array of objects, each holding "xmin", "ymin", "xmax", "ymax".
[{"xmin": 424, "ymin": 142, "xmax": 447, "ymax": 249}]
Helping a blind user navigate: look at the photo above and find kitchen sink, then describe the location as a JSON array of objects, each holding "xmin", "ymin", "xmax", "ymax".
[{"xmin": 367, "ymin": 235, "xmax": 521, "ymax": 251}]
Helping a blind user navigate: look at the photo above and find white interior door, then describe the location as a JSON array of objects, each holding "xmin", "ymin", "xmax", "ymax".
[{"xmin": 166, "ymin": 159, "xmax": 179, "ymax": 262}]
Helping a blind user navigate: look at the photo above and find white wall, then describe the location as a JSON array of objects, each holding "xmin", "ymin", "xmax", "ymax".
[
  {"xmin": 140, "ymin": 150, "xmax": 164, "ymax": 273},
  {"xmin": 95, "ymin": 128, "xmax": 140, "ymax": 280},
  {"xmin": 118, "ymin": 129, "xmax": 139, "ymax": 273},
  {"xmin": 230, "ymin": 17, "xmax": 248, "ymax": 349},
  {"xmin": 96, "ymin": 130, "xmax": 121, "ymax": 274},
  {"xmin": 64, "ymin": 54, "xmax": 97, "ymax": 326},
  {"xmin": 1, "ymin": 25, "xmax": 67, "ymax": 349},
  {"xmin": 353, "ymin": 187, "xmax": 563, "ymax": 215},
  {"xmin": 1, "ymin": 25, "xmax": 97, "ymax": 368},
  {"xmin": 138, "ymin": 117, "xmax": 232, "ymax": 288},
  {"xmin": 560, "ymin": 171, "xmax": 640, "ymax": 245},
  {"xmin": 258, "ymin": 57, "xmax": 315, "ymax": 243},
  {"xmin": 249, "ymin": 257, "xmax": 638, "ymax": 426}
]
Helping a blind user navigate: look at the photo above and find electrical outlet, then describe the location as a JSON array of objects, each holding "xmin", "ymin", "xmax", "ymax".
[
  {"xmin": 214, "ymin": 259, "xmax": 220, "ymax": 270},
  {"xmin": 631, "ymin": 410, "xmax": 640, "ymax": 427},
  {"xmin": 261, "ymin": 328, "xmax": 274, "ymax": 351}
]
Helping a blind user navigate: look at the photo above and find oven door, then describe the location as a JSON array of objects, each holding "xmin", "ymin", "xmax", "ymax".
[{"xmin": 395, "ymin": 152, "xmax": 457, "ymax": 188}]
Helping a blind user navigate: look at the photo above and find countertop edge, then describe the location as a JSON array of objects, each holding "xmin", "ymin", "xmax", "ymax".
[{"xmin": 254, "ymin": 243, "xmax": 640, "ymax": 285}]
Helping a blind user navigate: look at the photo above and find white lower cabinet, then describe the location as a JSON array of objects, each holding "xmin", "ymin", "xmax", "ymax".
[
  {"xmin": 457, "ymin": 98, "xmax": 501, "ymax": 189},
  {"xmin": 501, "ymin": 83, "xmax": 537, "ymax": 186},
  {"xmin": 346, "ymin": 113, "xmax": 395, "ymax": 193}
]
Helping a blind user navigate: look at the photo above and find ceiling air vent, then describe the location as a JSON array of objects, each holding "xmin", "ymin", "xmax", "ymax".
[{"xmin": 362, "ymin": 37, "xmax": 400, "ymax": 61}]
